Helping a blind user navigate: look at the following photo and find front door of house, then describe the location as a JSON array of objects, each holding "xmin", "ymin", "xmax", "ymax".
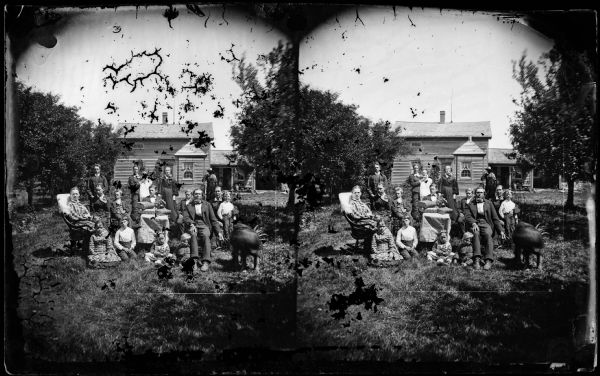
[{"xmin": 222, "ymin": 168, "xmax": 232, "ymax": 190}]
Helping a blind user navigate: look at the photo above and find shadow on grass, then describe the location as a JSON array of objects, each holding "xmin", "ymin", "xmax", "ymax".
[
  {"xmin": 314, "ymin": 244, "xmax": 364, "ymax": 258},
  {"xmin": 404, "ymin": 275, "xmax": 589, "ymax": 363},
  {"xmin": 123, "ymin": 284, "xmax": 296, "ymax": 359}
]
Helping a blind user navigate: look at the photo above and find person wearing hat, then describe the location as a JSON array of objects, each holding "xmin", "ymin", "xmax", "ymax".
[
  {"xmin": 204, "ymin": 168, "xmax": 218, "ymax": 202},
  {"xmin": 481, "ymin": 166, "xmax": 498, "ymax": 200}
]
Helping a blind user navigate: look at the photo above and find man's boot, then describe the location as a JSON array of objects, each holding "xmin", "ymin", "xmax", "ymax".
[{"xmin": 473, "ymin": 257, "xmax": 481, "ymax": 270}]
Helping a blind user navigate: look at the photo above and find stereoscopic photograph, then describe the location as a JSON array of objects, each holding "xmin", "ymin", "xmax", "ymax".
[{"xmin": 5, "ymin": 3, "xmax": 597, "ymax": 374}]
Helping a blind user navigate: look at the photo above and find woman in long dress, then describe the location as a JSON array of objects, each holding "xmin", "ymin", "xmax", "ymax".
[
  {"xmin": 139, "ymin": 171, "xmax": 153, "ymax": 201},
  {"xmin": 370, "ymin": 216, "xmax": 402, "ymax": 262},
  {"xmin": 88, "ymin": 221, "xmax": 121, "ymax": 268},
  {"xmin": 157, "ymin": 166, "xmax": 180, "ymax": 223},
  {"xmin": 347, "ymin": 185, "xmax": 377, "ymax": 231},
  {"xmin": 65, "ymin": 187, "xmax": 96, "ymax": 232},
  {"xmin": 437, "ymin": 165, "xmax": 459, "ymax": 222}
]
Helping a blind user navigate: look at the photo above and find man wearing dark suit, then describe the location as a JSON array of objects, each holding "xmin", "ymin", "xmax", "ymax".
[
  {"xmin": 176, "ymin": 189, "xmax": 193, "ymax": 237},
  {"xmin": 464, "ymin": 187, "xmax": 506, "ymax": 270},
  {"xmin": 87, "ymin": 164, "xmax": 109, "ymax": 202},
  {"xmin": 367, "ymin": 162, "xmax": 388, "ymax": 206},
  {"xmin": 491, "ymin": 185, "xmax": 504, "ymax": 214},
  {"xmin": 457, "ymin": 187, "xmax": 474, "ymax": 235},
  {"xmin": 182, "ymin": 188, "xmax": 224, "ymax": 272}
]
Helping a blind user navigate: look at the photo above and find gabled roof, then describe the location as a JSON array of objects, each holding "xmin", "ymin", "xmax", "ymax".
[
  {"xmin": 453, "ymin": 139, "xmax": 486, "ymax": 155},
  {"xmin": 211, "ymin": 150, "xmax": 237, "ymax": 166},
  {"xmin": 488, "ymin": 148, "xmax": 517, "ymax": 165},
  {"xmin": 395, "ymin": 121, "xmax": 492, "ymax": 138},
  {"xmin": 117, "ymin": 122, "xmax": 214, "ymax": 139},
  {"xmin": 174, "ymin": 142, "xmax": 208, "ymax": 157}
]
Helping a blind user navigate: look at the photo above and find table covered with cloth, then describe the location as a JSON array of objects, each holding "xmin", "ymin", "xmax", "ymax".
[
  {"xmin": 137, "ymin": 209, "xmax": 171, "ymax": 244},
  {"xmin": 419, "ymin": 211, "xmax": 451, "ymax": 242}
]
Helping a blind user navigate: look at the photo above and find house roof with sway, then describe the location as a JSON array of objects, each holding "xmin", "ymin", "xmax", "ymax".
[
  {"xmin": 174, "ymin": 142, "xmax": 208, "ymax": 157},
  {"xmin": 488, "ymin": 148, "xmax": 517, "ymax": 165},
  {"xmin": 453, "ymin": 138, "xmax": 486, "ymax": 155},
  {"xmin": 211, "ymin": 150, "xmax": 237, "ymax": 166},
  {"xmin": 117, "ymin": 122, "xmax": 214, "ymax": 140},
  {"xmin": 394, "ymin": 121, "xmax": 492, "ymax": 138}
]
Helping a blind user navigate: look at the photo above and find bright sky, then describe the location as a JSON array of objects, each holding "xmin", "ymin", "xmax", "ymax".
[
  {"xmin": 300, "ymin": 7, "xmax": 554, "ymax": 148},
  {"xmin": 15, "ymin": 5, "xmax": 286, "ymax": 150},
  {"xmin": 15, "ymin": 6, "xmax": 553, "ymax": 150}
]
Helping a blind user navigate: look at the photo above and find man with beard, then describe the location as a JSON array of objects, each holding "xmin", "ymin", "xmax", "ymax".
[{"xmin": 464, "ymin": 187, "xmax": 506, "ymax": 270}]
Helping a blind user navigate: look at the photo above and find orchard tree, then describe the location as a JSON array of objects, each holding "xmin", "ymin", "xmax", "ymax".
[
  {"xmin": 15, "ymin": 81, "xmax": 129, "ymax": 204},
  {"xmin": 510, "ymin": 47, "xmax": 595, "ymax": 208},
  {"xmin": 231, "ymin": 43, "xmax": 408, "ymax": 209},
  {"xmin": 16, "ymin": 82, "xmax": 91, "ymax": 203}
]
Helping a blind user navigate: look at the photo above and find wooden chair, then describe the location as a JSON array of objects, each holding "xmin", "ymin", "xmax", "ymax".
[
  {"xmin": 338, "ymin": 192, "xmax": 375, "ymax": 251},
  {"xmin": 56, "ymin": 193, "xmax": 93, "ymax": 253}
]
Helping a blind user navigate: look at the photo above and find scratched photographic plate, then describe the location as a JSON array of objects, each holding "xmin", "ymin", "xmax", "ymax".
[
  {"xmin": 294, "ymin": 5, "xmax": 596, "ymax": 372},
  {"xmin": 5, "ymin": 3, "xmax": 597, "ymax": 374},
  {"xmin": 6, "ymin": 5, "xmax": 297, "ymax": 373}
]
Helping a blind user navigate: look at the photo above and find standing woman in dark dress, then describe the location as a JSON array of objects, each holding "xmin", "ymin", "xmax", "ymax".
[
  {"xmin": 157, "ymin": 166, "xmax": 180, "ymax": 223},
  {"xmin": 128, "ymin": 164, "xmax": 142, "ymax": 209},
  {"xmin": 90, "ymin": 185, "xmax": 111, "ymax": 229},
  {"xmin": 109, "ymin": 189, "xmax": 131, "ymax": 234},
  {"xmin": 438, "ymin": 165, "xmax": 459, "ymax": 222}
]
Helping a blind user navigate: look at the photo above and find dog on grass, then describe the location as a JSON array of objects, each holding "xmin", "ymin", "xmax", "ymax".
[
  {"xmin": 512, "ymin": 221, "xmax": 545, "ymax": 270},
  {"xmin": 230, "ymin": 223, "xmax": 265, "ymax": 272}
]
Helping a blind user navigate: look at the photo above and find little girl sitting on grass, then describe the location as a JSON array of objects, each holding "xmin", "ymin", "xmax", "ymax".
[
  {"xmin": 427, "ymin": 230, "xmax": 456, "ymax": 265},
  {"xmin": 145, "ymin": 231, "xmax": 173, "ymax": 266}
]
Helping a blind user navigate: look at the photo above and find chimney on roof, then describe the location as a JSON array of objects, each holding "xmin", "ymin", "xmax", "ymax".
[
  {"xmin": 440, "ymin": 111, "xmax": 446, "ymax": 124},
  {"xmin": 162, "ymin": 112, "xmax": 168, "ymax": 124}
]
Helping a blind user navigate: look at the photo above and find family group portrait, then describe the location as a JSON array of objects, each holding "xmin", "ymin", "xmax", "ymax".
[{"xmin": 5, "ymin": 4, "xmax": 597, "ymax": 374}]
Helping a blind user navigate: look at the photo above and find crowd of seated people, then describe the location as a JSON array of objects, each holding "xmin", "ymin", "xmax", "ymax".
[
  {"xmin": 347, "ymin": 162, "xmax": 520, "ymax": 271},
  {"xmin": 63, "ymin": 163, "xmax": 240, "ymax": 273}
]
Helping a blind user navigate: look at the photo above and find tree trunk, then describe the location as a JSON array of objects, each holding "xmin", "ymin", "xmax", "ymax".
[
  {"xmin": 286, "ymin": 181, "xmax": 296, "ymax": 209},
  {"xmin": 26, "ymin": 182, "xmax": 34, "ymax": 207},
  {"xmin": 566, "ymin": 178, "xmax": 575, "ymax": 209}
]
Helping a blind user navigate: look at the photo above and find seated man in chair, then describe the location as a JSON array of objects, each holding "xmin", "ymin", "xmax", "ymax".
[{"xmin": 182, "ymin": 188, "xmax": 224, "ymax": 272}]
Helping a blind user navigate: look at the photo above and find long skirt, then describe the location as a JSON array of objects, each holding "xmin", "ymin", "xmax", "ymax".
[
  {"xmin": 161, "ymin": 187, "xmax": 177, "ymax": 223},
  {"xmin": 439, "ymin": 185, "xmax": 457, "ymax": 221}
]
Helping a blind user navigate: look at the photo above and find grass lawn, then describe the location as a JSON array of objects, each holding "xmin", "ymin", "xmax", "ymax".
[
  {"xmin": 9, "ymin": 191, "xmax": 296, "ymax": 366},
  {"xmin": 296, "ymin": 189, "xmax": 593, "ymax": 364}
]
